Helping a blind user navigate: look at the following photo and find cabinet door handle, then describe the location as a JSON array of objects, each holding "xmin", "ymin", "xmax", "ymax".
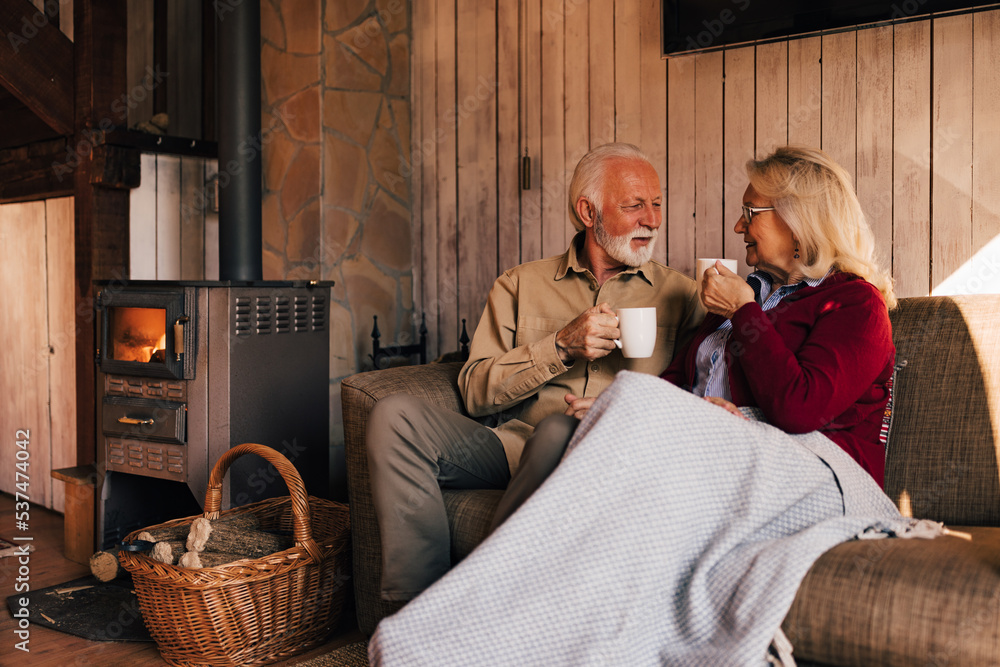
[{"xmin": 118, "ymin": 416, "xmax": 154, "ymax": 426}]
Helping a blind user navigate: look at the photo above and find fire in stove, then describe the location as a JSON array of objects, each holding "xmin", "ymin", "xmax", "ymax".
[
  {"xmin": 109, "ymin": 307, "xmax": 167, "ymax": 363},
  {"xmin": 95, "ymin": 281, "xmax": 332, "ymax": 549}
]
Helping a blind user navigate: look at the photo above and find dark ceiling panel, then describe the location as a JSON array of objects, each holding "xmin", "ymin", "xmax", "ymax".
[{"xmin": 0, "ymin": 87, "xmax": 61, "ymax": 150}]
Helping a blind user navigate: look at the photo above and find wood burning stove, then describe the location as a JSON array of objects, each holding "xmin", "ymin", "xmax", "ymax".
[{"xmin": 95, "ymin": 280, "xmax": 332, "ymax": 549}]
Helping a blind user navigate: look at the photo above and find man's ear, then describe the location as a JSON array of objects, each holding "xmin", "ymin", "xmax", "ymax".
[{"xmin": 575, "ymin": 197, "xmax": 596, "ymax": 229}]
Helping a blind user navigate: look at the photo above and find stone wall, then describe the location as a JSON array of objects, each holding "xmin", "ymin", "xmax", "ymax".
[{"xmin": 261, "ymin": 0, "xmax": 412, "ymax": 498}]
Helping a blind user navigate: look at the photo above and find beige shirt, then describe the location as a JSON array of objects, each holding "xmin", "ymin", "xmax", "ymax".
[{"xmin": 458, "ymin": 233, "xmax": 704, "ymax": 472}]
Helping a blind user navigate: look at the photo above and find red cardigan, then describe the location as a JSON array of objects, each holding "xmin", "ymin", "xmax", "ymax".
[{"xmin": 661, "ymin": 272, "xmax": 894, "ymax": 487}]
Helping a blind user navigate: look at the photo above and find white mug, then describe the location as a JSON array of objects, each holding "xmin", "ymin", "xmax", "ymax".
[
  {"xmin": 696, "ymin": 258, "xmax": 739, "ymax": 292},
  {"xmin": 613, "ymin": 307, "xmax": 657, "ymax": 358}
]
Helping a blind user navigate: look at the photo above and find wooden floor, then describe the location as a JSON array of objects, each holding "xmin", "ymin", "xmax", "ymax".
[{"xmin": 0, "ymin": 493, "xmax": 366, "ymax": 666}]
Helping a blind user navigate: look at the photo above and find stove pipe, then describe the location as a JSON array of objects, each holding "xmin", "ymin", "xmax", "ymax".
[{"xmin": 216, "ymin": 0, "xmax": 263, "ymax": 282}]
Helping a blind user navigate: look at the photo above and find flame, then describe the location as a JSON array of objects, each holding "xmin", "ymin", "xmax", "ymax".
[{"xmin": 110, "ymin": 307, "xmax": 168, "ymax": 363}]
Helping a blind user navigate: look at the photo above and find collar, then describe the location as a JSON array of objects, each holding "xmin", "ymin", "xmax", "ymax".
[
  {"xmin": 555, "ymin": 232, "xmax": 655, "ymax": 286},
  {"xmin": 747, "ymin": 269, "xmax": 829, "ymax": 303}
]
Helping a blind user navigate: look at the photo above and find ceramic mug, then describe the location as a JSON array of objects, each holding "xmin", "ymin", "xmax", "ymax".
[
  {"xmin": 613, "ymin": 307, "xmax": 657, "ymax": 358},
  {"xmin": 696, "ymin": 258, "xmax": 739, "ymax": 293}
]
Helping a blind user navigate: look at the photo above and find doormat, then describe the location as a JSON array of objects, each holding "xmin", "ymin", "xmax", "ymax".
[
  {"xmin": 5, "ymin": 575, "xmax": 152, "ymax": 642},
  {"xmin": 294, "ymin": 640, "xmax": 369, "ymax": 667}
]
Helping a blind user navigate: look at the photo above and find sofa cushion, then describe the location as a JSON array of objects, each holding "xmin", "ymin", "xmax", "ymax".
[
  {"xmin": 886, "ymin": 296, "xmax": 1000, "ymax": 525},
  {"xmin": 783, "ymin": 526, "xmax": 1000, "ymax": 666}
]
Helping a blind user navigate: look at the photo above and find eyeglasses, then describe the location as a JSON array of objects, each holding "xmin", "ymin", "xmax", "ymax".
[{"xmin": 741, "ymin": 204, "xmax": 776, "ymax": 224}]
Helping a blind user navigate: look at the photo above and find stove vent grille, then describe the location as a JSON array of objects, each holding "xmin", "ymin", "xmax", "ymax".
[{"xmin": 234, "ymin": 293, "xmax": 328, "ymax": 336}]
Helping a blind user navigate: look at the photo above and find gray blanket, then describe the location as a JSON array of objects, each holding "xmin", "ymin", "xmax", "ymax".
[{"xmin": 369, "ymin": 371, "xmax": 933, "ymax": 666}]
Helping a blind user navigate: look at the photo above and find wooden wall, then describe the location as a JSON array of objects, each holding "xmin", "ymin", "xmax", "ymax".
[
  {"xmin": 126, "ymin": 0, "xmax": 204, "ymax": 138},
  {"xmin": 0, "ymin": 198, "xmax": 76, "ymax": 511},
  {"xmin": 129, "ymin": 153, "xmax": 220, "ymax": 280},
  {"xmin": 412, "ymin": 2, "xmax": 1000, "ymax": 358}
]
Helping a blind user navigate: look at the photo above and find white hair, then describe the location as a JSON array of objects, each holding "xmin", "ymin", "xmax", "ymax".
[
  {"xmin": 567, "ymin": 143, "xmax": 655, "ymax": 232},
  {"xmin": 746, "ymin": 145, "xmax": 896, "ymax": 309}
]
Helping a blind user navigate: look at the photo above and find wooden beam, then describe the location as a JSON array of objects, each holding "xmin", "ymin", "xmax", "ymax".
[
  {"xmin": 90, "ymin": 144, "xmax": 140, "ymax": 190},
  {"xmin": 0, "ymin": 89, "xmax": 61, "ymax": 149},
  {"xmin": 0, "ymin": 138, "xmax": 74, "ymax": 203},
  {"xmin": 0, "ymin": 0, "xmax": 74, "ymax": 136},
  {"xmin": 74, "ymin": 0, "xmax": 129, "ymax": 470}
]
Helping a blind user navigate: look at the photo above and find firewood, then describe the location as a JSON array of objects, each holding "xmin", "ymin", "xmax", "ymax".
[
  {"xmin": 177, "ymin": 550, "xmax": 253, "ymax": 569},
  {"xmin": 90, "ymin": 549, "xmax": 125, "ymax": 582},
  {"xmin": 183, "ymin": 514, "xmax": 260, "ymax": 553},
  {"xmin": 186, "ymin": 516, "xmax": 290, "ymax": 558},
  {"xmin": 137, "ymin": 525, "xmax": 190, "ymax": 542},
  {"xmin": 149, "ymin": 540, "xmax": 186, "ymax": 565}
]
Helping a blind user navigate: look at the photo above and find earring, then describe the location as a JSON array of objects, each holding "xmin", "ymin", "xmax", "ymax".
[{"xmin": 793, "ymin": 242, "xmax": 800, "ymax": 260}]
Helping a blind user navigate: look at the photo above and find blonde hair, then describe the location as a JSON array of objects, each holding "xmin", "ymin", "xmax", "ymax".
[
  {"xmin": 746, "ymin": 145, "xmax": 896, "ymax": 309},
  {"xmin": 568, "ymin": 143, "xmax": 654, "ymax": 232}
]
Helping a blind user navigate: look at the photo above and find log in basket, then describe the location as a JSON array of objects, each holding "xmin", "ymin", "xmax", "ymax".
[{"xmin": 119, "ymin": 443, "xmax": 351, "ymax": 667}]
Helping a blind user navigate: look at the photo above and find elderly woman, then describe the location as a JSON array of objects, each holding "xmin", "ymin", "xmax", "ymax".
[
  {"xmin": 368, "ymin": 147, "xmax": 925, "ymax": 666},
  {"xmin": 667, "ymin": 144, "xmax": 896, "ymax": 485}
]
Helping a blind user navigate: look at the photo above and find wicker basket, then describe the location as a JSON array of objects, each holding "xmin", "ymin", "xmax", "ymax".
[{"xmin": 119, "ymin": 443, "xmax": 351, "ymax": 667}]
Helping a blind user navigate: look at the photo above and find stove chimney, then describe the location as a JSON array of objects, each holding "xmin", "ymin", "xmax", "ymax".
[{"xmin": 216, "ymin": 0, "xmax": 263, "ymax": 282}]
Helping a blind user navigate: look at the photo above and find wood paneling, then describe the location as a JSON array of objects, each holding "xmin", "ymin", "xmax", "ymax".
[
  {"xmin": 541, "ymin": 0, "xmax": 567, "ymax": 258},
  {"xmin": 155, "ymin": 154, "xmax": 181, "ymax": 280},
  {"xmin": 723, "ymin": 47, "xmax": 755, "ymax": 277},
  {"xmin": 639, "ymin": 0, "xmax": 667, "ymax": 266},
  {"xmin": 45, "ymin": 196, "xmax": 76, "ymax": 512},
  {"xmin": 932, "ymin": 14, "xmax": 974, "ymax": 292},
  {"xmin": 496, "ymin": 0, "xmax": 519, "ymax": 280},
  {"xmin": 755, "ymin": 41, "xmax": 788, "ymax": 157},
  {"xmin": 455, "ymin": 0, "xmax": 497, "ymax": 337},
  {"xmin": 972, "ymin": 11, "xmax": 1000, "ymax": 295},
  {"xmin": 694, "ymin": 52, "xmax": 724, "ymax": 262},
  {"xmin": 521, "ymin": 0, "xmax": 541, "ymax": 264},
  {"xmin": 129, "ymin": 153, "xmax": 218, "ymax": 281},
  {"xmin": 787, "ymin": 36, "xmax": 822, "ymax": 148},
  {"xmin": 0, "ymin": 202, "xmax": 51, "ymax": 506},
  {"xmin": 893, "ymin": 20, "xmax": 932, "ymax": 298},
  {"xmin": 434, "ymin": 0, "xmax": 458, "ymax": 353},
  {"xmin": 589, "ymin": 0, "xmax": 615, "ymax": 146},
  {"xmin": 127, "ymin": 0, "xmax": 155, "ymax": 129},
  {"xmin": 667, "ymin": 57, "xmax": 695, "ymax": 276},
  {"xmin": 856, "ymin": 25, "xmax": 894, "ymax": 262},
  {"xmin": 412, "ymin": 3, "xmax": 1000, "ymax": 355},
  {"xmin": 130, "ymin": 152, "xmax": 157, "ymax": 278},
  {"xmin": 0, "ymin": 198, "xmax": 76, "ymax": 510},
  {"xmin": 821, "ymin": 31, "xmax": 858, "ymax": 181},
  {"xmin": 614, "ymin": 0, "xmax": 641, "ymax": 146}
]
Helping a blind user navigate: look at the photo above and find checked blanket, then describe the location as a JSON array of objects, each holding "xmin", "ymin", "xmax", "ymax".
[{"xmin": 369, "ymin": 371, "xmax": 933, "ymax": 666}]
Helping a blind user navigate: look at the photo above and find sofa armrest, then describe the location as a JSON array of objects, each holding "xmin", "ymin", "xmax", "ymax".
[
  {"xmin": 341, "ymin": 362, "xmax": 466, "ymax": 635},
  {"xmin": 342, "ymin": 361, "xmax": 467, "ymax": 416}
]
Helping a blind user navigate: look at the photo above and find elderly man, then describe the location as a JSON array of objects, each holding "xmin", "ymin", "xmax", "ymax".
[{"xmin": 367, "ymin": 142, "xmax": 703, "ymax": 602}]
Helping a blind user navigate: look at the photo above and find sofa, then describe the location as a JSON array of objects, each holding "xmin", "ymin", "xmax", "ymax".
[{"xmin": 341, "ymin": 294, "xmax": 1000, "ymax": 665}]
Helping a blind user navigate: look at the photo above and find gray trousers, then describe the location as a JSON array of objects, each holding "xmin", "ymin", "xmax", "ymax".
[
  {"xmin": 488, "ymin": 414, "xmax": 579, "ymax": 531},
  {"xmin": 367, "ymin": 397, "xmax": 580, "ymax": 601},
  {"xmin": 367, "ymin": 394, "xmax": 510, "ymax": 601}
]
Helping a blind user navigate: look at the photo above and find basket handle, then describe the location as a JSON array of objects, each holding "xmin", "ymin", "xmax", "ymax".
[{"xmin": 202, "ymin": 443, "xmax": 321, "ymax": 562}]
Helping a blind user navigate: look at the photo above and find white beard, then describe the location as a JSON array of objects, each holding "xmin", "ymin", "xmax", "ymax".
[{"xmin": 594, "ymin": 215, "xmax": 658, "ymax": 267}]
